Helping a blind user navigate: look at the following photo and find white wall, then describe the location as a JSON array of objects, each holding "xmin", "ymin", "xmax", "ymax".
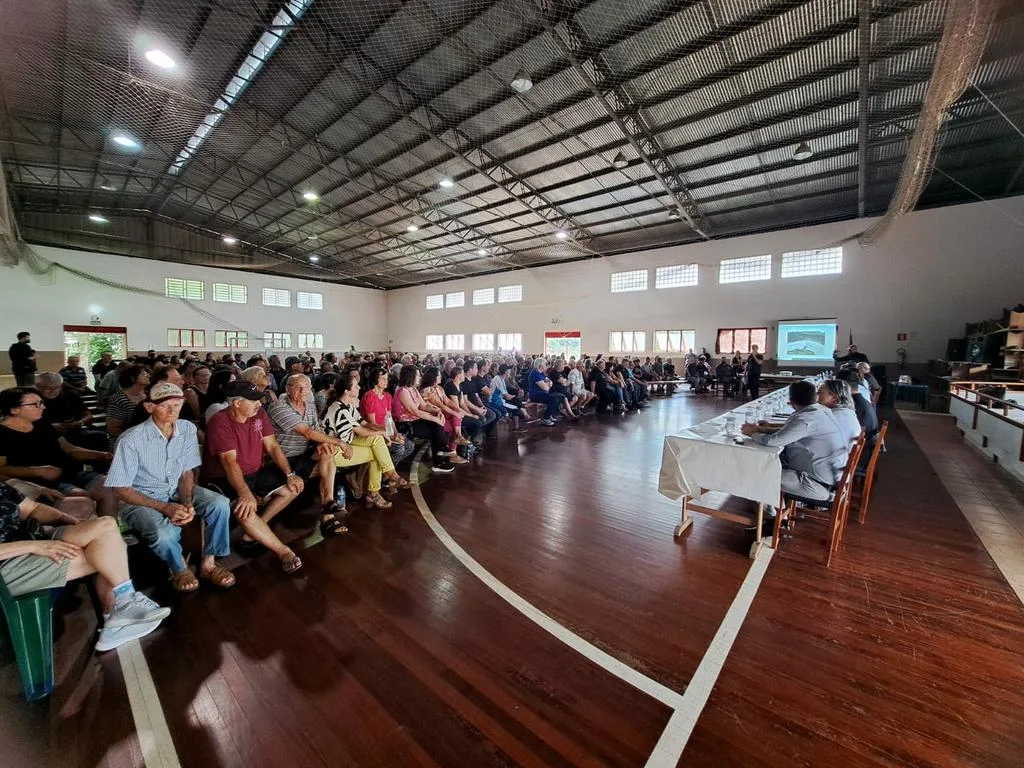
[
  {"xmin": 385, "ymin": 196, "xmax": 1024, "ymax": 366},
  {"xmin": 0, "ymin": 245, "xmax": 387, "ymax": 359}
]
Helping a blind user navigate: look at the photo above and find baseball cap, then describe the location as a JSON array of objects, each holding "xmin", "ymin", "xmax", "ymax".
[
  {"xmin": 149, "ymin": 382, "xmax": 184, "ymax": 403},
  {"xmin": 223, "ymin": 380, "xmax": 263, "ymax": 401}
]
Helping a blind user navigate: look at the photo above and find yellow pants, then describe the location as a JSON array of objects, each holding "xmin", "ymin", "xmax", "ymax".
[{"xmin": 332, "ymin": 434, "xmax": 395, "ymax": 493}]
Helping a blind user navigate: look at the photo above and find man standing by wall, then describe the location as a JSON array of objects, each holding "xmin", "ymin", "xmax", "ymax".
[{"xmin": 8, "ymin": 331, "xmax": 36, "ymax": 387}]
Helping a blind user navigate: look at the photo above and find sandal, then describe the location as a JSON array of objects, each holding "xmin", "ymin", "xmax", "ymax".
[
  {"xmin": 319, "ymin": 515, "xmax": 348, "ymax": 537},
  {"xmin": 170, "ymin": 569, "xmax": 199, "ymax": 593},
  {"xmin": 281, "ymin": 554, "xmax": 303, "ymax": 574},
  {"xmin": 365, "ymin": 493, "xmax": 393, "ymax": 509},
  {"xmin": 387, "ymin": 476, "xmax": 410, "ymax": 490},
  {"xmin": 200, "ymin": 565, "xmax": 236, "ymax": 589}
]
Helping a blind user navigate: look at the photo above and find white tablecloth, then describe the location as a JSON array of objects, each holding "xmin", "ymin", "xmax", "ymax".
[{"xmin": 657, "ymin": 382, "xmax": 813, "ymax": 507}]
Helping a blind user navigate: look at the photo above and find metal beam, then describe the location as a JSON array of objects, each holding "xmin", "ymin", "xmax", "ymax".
[{"xmin": 857, "ymin": 0, "xmax": 871, "ymax": 217}]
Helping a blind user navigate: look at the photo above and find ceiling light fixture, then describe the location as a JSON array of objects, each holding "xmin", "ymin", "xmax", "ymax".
[
  {"xmin": 144, "ymin": 49, "xmax": 177, "ymax": 69},
  {"xmin": 406, "ymin": 224, "xmax": 419, "ymax": 232},
  {"xmin": 477, "ymin": 248, "xmax": 488, "ymax": 257},
  {"xmin": 88, "ymin": 213, "xmax": 109, "ymax": 224},
  {"xmin": 612, "ymin": 151, "xmax": 629, "ymax": 169},
  {"xmin": 793, "ymin": 141, "xmax": 814, "ymax": 161},
  {"xmin": 438, "ymin": 176, "xmax": 455, "ymax": 188},
  {"xmin": 510, "ymin": 67, "xmax": 533, "ymax": 93},
  {"xmin": 100, "ymin": 182, "xmax": 117, "ymax": 191},
  {"xmin": 112, "ymin": 134, "xmax": 139, "ymax": 149},
  {"xmin": 307, "ymin": 233, "xmax": 319, "ymax": 240},
  {"xmin": 554, "ymin": 229, "xmax": 569, "ymax": 240},
  {"xmin": 222, "ymin": 235, "xmax": 237, "ymax": 245},
  {"xmin": 302, "ymin": 190, "xmax": 319, "ymax": 202},
  {"xmin": 309, "ymin": 254, "xmax": 320, "ymax": 262}
]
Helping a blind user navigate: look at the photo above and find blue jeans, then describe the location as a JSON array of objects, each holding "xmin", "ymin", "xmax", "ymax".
[
  {"xmin": 532, "ymin": 391, "xmax": 568, "ymax": 419},
  {"xmin": 118, "ymin": 486, "xmax": 231, "ymax": 573}
]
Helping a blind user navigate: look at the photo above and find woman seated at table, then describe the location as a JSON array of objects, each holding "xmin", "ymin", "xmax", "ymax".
[{"xmin": 816, "ymin": 380, "xmax": 862, "ymax": 449}]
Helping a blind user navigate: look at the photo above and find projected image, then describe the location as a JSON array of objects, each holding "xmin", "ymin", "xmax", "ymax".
[{"xmin": 776, "ymin": 321, "xmax": 838, "ymax": 363}]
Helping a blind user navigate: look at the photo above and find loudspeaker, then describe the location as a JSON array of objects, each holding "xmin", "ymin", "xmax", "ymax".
[
  {"xmin": 966, "ymin": 335, "xmax": 986, "ymax": 363},
  {"xmin": 946, "ymin": 338, "xmax": 967, "ymax": 361}
]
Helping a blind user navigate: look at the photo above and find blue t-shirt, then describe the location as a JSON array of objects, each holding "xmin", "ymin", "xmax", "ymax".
[{"xmin": 528, "ymin": 369, "xmax": 548, "ymax": 397}]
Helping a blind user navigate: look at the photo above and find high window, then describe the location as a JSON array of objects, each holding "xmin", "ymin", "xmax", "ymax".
[
  {"xmin": 445, "ymin": 334, "xmax": 465, "ymax": 351},
  {"xmin": 445, "ymin": 292, "xmax": 465, "ymax": 308},
  {"xmin": 610, "ymin": 269, "xmax": 648, "ymax": 293},
  {"xmin": 167, "ymin": 329, "xmax": 205, "ymax": 348},
  {"xmin": 497, "ymin": 284, "xmax": 523, "ymax": 303},
  {"xmin": 264, "ymin": 331, "xmax": 292, "ymax": 349},
  {"xmin": 472, "ymin": 333, "xmax": 495, "ymax": 351},
  {"xmin": 297, "ymin": 333, "xmax": 323, "ymax": 349},
  {"xmin": 654, "ymin": 330, "xmax": 696, "ymax": 354},
  {"xmin": 610, "ymin": 330, "xmax": 646, "ymax": 353},
  {"xmin": 262, "ymin": 288, "xmax": 291, "ymax": 307},
  {"xmin": 781, "ymin": 247, "xmax": 843, "ymax": 278},
  {"xmin": 212, "ymin": 283, "xmax": 247, "ymax": 303},
  {"xmin": 497, "ymin": 333, "xmax": 523, "ymax": 352},
  {"xmin": 719, "ymin": 255, "xmax": 772, "ymax": 284},
  {"xmin": 655, "ymin": 264, "xmax": 698, "ymax": 289},
  {"xmin": 425, "ymin": 335, "xmax": 444, "ymax": 351},
  {"xmin": 472, "ymin": 288, "xmax": 495, "ymax": 305},
  {"xmin": 716, "ymin": 327, "xmax": 768, "ymax": 355},
  {"xmin": 214, "ymin": 330, "xmax": 248, "ymax": 348},
  {"xmin": 296, "ymin": 291, "xmax": 323, "ymax": 310},
  {"xmin": 426, "ymin": 294, "xmax": 444, "ymax": 310},
  {"xmin": 164, "ymin": 278, "xmax": 204, "ymax": 300}
]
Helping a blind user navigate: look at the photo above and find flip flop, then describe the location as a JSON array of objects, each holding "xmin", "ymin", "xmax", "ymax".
[{"xmin": 281, "ymin": 554, "xmax": 302, "ymax": 574}]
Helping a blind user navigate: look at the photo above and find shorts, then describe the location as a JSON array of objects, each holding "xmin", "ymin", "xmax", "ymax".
[
  {"xmin": 0, "ymin": 526, "xmax": 72, "ymax": 597},
  {"xmin": 58, "ymin": 470, "xmax": 104, "ymax": 495},
  {"xmin": 285, "ymin": 452, "xmax": 319, "ymax": 483},
  {"xmin": 209, "ymin": 466, "xmax": 288, "ymax": 500}
]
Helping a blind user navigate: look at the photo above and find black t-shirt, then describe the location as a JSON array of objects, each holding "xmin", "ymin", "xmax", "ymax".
[
  {"xmin": 460, "ymin": 379, "xmax": 483, "ymax": 406},
  {"xmin": 0, "ymin": 422, "xmax": 79, "ymax": 480},
  {"xmin": 8, "ymin": 341, "xmax": 36, "ymax": 372},
  {"xmin": 41, "ymin": 390, "xmax": 87, "ymax": 424},
  {"xmin": 443, "ymin": 380, "xmax": 461, "ymax": 400},
  {"xmin": 746, "ymin": 354, "xmax": 763, "ymax": 377},
  {"xmin": 92, "ymin": 360, "xmax": 118, "ymax": 380},
  {"xmin": 589, "ymin": 369, "xmax": 609, "ymax": 390}
]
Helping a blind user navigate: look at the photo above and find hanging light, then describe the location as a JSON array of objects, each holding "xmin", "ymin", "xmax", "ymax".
[
  {"xmin": 88, "ymin": 213, "xmax": 109, "ymax": 224},
  {"xmin": 477, "ymin": 248, "xmax": 488, "ymax": 256},
  {"xmin": 554, "ymin": 229, "xmax": 569, "ymax": 240},
  {"xmin": 510, "ymin": 68, "xmax": 533, "ymax": 93},
  {"xmin": 438, "ymin": 176, "xmax": 455, "ymax": 188},
  {"xmin": 612, "ymin": 151, "xmax": 629, "ymax": 169},
  {"xmin": 406, "ymin": 224, "xmax": 419, "ymax": 232},
  {"xmin": 309, "ymin": 254, "xmax": 320, "ymax": 262},
  {"xmin": 793, "ymin": 141, "xmax": 814, "ymax": 161},
  {"xmin": 302, "ymin": 190, "xmax": 319, "ymax": 202},
  {"xmin": 222, "ymin": 235, "xmax": 237, "ymax": 245},
  {"xmin": 144, "ymin": 49, "xmax": 177, "ymax": 69}
]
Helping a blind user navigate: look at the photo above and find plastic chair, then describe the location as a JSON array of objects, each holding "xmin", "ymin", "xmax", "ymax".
[{"xmin": 0, "ymin": 581, "xmax": 55, "ymax": 701}]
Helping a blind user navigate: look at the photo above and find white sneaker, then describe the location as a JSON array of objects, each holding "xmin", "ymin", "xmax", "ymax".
[
  {"xmin": 106, "ymin": 592, "xmax": 172, "ymax": 628},
  {"xmin": 95, "ymin": 618, "xmax": 164, "ymax": 652}
]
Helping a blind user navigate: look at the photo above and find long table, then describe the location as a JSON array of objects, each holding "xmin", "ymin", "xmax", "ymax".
[{"xmin": 658, "ymin": 386, "xmax": 806, "ymax": 558}]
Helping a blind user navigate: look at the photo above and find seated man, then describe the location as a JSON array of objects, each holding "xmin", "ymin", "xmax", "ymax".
[
  {"xmin": 59, "ymin": 356, "xmax": 90, "ymax": 392},
  {"xmin": 0, "ymin": 481, "xmax": 171, "ymax": 652},
  {"xmin": 687, "ymin": 356, "xmax": 712, "ymax": 393},
  {"xmin": 35, "ymin": 372, "xmax": 106, "ymax": 451},
  {"xmin": 105, "ymin": 382, "xmax": 235, "ymax": 593},
  {"xmin": 202, "ymin": 381, "xmax": 305, "ymax": 574},
  {"xmin": 715, "ymin": 357, "xmax": 739, "ymax": 397},
  {"xmin": 855, "ymin": 362, "xmax": 882, "ymax": 405},
  {"xmin": 460, "ymin": 361, "xmax": 497, "ymax": 441},
  {"xmin": 741, "ymin": 380, "xmax": 849, "ymax": 534},
  {"xmin": 267, "ymin": 374, "xmax": 348, "ymax": 537},
  {"xmin": 0, "ymin": 387, "xmax": 117, "ymax": 517}
]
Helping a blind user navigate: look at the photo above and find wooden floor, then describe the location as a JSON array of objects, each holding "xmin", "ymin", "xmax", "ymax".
[{"xmin": 3, "ymin": 395, "xmax": 1024, "ymax": 767}]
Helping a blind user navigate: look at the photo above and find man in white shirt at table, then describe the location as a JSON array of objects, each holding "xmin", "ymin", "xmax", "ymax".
[{"xmin": 741, "ymin": 380, "xmax": 848, "ymax": 536}]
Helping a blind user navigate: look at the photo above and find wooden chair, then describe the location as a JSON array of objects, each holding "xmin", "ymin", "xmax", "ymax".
[
  {"xmin": 773, "ymin": 434, "xmax": 866, "ymax": 567},
  {"xmin": 855, "ymin": 420, "xmax": 889, "ymax": 525}
]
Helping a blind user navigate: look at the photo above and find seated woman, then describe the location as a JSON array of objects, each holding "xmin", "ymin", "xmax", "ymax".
[
  {"xmin": 0, "ymin": 481, "xmax": 170, "ymax": 652},
  {"xmin": 527, "ymin": 357, "xmax": 575, "ymax": 425},
  {"xmin": 816, "ymin": 380, "xmax": 862, "ymax": 448},
  {"xmin": 0, "ymin": 387, "xmax": 117, "ymax": 517},
  {"xmin": 392, "ymin": 366, "xmax": 455, "ymax": 473},
  {"xmin": 203, "ymin": 368, "xmax": 236, "ymax": 423},
  {"xmin": 190, "ymin": 365, "xmax": 212, "ymax": 414},
  {"xmin": 240, "ymin": 366, "xmax": 277, "ymax": 410},
  {"xmin": 567, "ymin": 361, "xmax": 596, "ymax": 411},
  {"xmin": 106, "ymin": 364, "xmax": 150, "ymax": 450},
  {"xmin": 322, "ymin": 378, "xmax": 411, "ymax": 508},
  {"xmin": 359, "ymin": 367, "xmax": 416, "ymax": 470},
  {"xmin": 419, "ymin": 366, "xmax": 470, "ymax": 457}
]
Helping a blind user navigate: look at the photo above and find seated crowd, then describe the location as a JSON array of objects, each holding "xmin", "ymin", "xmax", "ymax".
[{"xmin": 0, "ymin": 345, "xmax": 882, "ymax": 654}]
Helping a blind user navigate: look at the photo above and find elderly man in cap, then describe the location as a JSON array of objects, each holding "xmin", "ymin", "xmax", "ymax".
[
  {"xmin": 106, "ymin": 382, "xmax": 235, "ymax": 592},
  {"xmin": 203, "ymin": 380, "xmax": 305, "ymax": 574}
]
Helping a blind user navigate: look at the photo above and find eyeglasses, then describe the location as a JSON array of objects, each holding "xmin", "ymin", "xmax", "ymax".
[{"xmin": 19, "ymin": 400, "xmax": 45, "ymax": 409}]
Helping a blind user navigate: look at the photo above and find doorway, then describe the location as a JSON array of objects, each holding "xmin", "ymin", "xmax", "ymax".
[
  {"xmin": 544, "ymin": 330, "xmax": 581, "ymax": 360},
  {"xmin": 63, "ymin": 325, "xmax": 128, "ymax": 370}
]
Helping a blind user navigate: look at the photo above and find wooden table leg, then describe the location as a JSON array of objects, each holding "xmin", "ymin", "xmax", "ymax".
[
  {"xmin": 673, "ymin": 497, "xmax": 694, "ymax": 538},
  {"xmin": 748, "ymin": 502, "xmax": 764, "ymax": 558}
]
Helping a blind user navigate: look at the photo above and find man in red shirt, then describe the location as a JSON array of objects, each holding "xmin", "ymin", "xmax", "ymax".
[{"xmin": 203, "ymin": 381, "xmax": 304, "ymax": 574}]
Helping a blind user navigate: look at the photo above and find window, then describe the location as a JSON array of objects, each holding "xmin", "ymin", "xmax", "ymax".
[
  {"xmin": 472, "ymin": 333, "xmax": 495, "ymax": 351},
  {"xmin": 610, "ymin": 269, "xmax": 648, "ymax": 293},
  {"xmin": 262, "ymin": 288, "xmax": 291, "ymax": 307},
  {"xmin": 716, "ymin": 327, "xmax": 768, "ymax": 355},
  {"xmin": 164, "ymin": 278, "xmax": 204, "ymax": 300},
  {"xmin": 655, "ymin": 264, "xmax": 698, "ymax": 289},
  {"xmin": 654, "ymin": 330, "xmax": 696, "ymax": 354},
  {"xmin": 167, "ymin": 329, "xmax": 205, "ymax": 348},
  {"xmin": 445, "ymin": 291, "xmax": 465, "ymax": 308},
  {"xmin": 445, "ymin": 334, "xmax": 465, "ymax": 351},
  {"xmin": 425, "ymin": 334, "xmax": 444, "ymax": 351},
  {"xmin": 719, "ymin": 254, "xmax": 772, "ymax": 284},
  {"xmin": 497, "ymin": 284, "xmax": 523, "ymax": 303},
  {"xmin": 214, "ymin": 330, "xmax": 248, "ymax": 348},
  {"xmin": 426, "ymin": 294, "xmax": 444, "ymax": 310},
  {"xmin": 473, "ymin": 288, "xmax": 495, "ymax": 305},
  {"xmin": 212, "ymin": 282, "xmax": 247, "ymax": 304},
  {"xmin": 610, "ymin": 330, "xmax": 646, "ymax": 353},
  {"xmin": 497, "ymin": 333, "xmax": 523, "ymax": 352},
  {"xmin": 545, "ymin": 331, "xmax": 580, "ymax": 359},
  {"xmin": 298, "ymin": 333, "xmax": 324, "ymax": 349},
  {"xmin": 297, "ymin": 291, "xmax": 323, "ymax": 310},
  {"xmin": 781, "ymin": 247, "xmax": 843, "ymax": 278},
  {"xmin": 264, "ymin": 331, "xmax": 292, "ymax": 349}
]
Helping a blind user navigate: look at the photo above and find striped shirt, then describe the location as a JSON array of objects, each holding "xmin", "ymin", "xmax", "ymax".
[
  {"xmin": 323, "ymin": 401, "xmax": 361, "ymax": 443},
  {"xmin": 59, "ymin": 366, "xmax": 88, "ymax": 388},
  {"xmin": 105, "ymin": 418, "xmax": 201, "ymax": 503},
  {"xmin": 268, "ymin": 396, "xmax": 320, "ymax": 458}
]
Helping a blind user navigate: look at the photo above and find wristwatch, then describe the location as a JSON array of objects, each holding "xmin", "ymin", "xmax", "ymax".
[{"xmin": 286, "ymin": 471, "xmax": 297, "ymax": 477}]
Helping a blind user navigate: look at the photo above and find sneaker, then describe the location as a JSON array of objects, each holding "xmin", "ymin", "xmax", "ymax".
[
  {"xmin": 431, "ymin": 462, "xmax": 455, "ymax": 473},
  {"xmin": 95, "ymin": 618, "xmax": 164, "ymax": 653},
  {"xmin": 541, "ymin": 418, "xmax": 556, "ymax": 426},
  {"xmin": 106, "ymin": 591, "xmax": 172, "ymax": 628},
  {"xmin": 449, "ymin": 455, "xmax": 469, "ymax": 465}
]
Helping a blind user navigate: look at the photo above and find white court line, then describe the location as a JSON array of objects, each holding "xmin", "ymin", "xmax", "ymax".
[
  {"xmin": 117, "ymin": 639, "xmax": 182, "ymax": 768},
  {"xmin": 411, "ymin": 450, "xmax": 685, "ymax": 710},
  {"xmin": 644, "ymin": 544, "xmax": 775, "ymax": 768}
]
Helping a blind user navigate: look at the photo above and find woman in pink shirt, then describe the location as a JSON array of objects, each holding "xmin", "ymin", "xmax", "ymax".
[
  {"xmin": 360, "ymin": 367, "xmax": 415, "ymax": 468},
  {"xmin": 393, "ymin": 366, "xmax": 455, "ymax": 473}
]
